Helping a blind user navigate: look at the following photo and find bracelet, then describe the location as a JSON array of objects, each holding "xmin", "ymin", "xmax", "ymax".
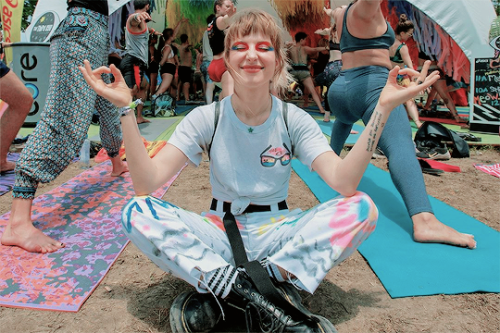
[{"xmin": 118, "ymin": 99, "xmax": 143, "ymax": 117}]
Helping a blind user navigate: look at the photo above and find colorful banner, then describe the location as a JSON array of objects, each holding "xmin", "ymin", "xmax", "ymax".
[{"xmin": 0, "ymin": 0, "xmax": 24, "ymax": 63}]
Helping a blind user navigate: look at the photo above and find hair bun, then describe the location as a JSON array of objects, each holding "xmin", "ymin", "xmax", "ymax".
[{"xmin": 399, "ymin": 14, "xmax": 408, "ymax": 22}]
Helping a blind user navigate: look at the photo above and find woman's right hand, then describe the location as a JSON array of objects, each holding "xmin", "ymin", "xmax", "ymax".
[
  {"xmin": 79, "ymin": 60, "xmax": 132, "ymax": 108},
  {"xmin": 378, "ymin": 60, "xmax": 440, "ymax": 112}
]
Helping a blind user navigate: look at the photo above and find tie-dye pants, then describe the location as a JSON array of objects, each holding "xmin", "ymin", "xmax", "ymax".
[{"xmin": 122, "ymin": 191, "xmax": 377, "ymax": 294}]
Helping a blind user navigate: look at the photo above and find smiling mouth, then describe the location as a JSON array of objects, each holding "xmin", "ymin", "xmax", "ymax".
[{"xmin": 242, "ymin": 66, "xmax": 263, "ymax": 72}]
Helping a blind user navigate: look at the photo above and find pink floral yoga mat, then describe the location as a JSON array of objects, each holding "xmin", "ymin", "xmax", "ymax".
[{"xmin": 0, "ymin": 161, "xmax": 183, "ymax": 312}]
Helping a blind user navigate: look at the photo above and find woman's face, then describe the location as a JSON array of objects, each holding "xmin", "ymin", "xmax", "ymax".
[{"xmin": 227, "ymin": 32, "xmax": 277, "ymax": 89}]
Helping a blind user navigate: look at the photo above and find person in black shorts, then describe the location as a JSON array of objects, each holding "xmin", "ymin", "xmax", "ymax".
[
  {"xmin": 119, "ymin": 0, "xmax": 162, "ymax": 124},
  {"xmin": 0, "ymin": 62, "xmax": 32, "ymax": 173}
]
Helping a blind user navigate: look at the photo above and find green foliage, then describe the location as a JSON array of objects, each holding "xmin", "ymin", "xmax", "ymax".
[
  {"xmin": 493, "ymin": 0, "xmax": 500, "ymax": 16},
  {"xmin": 22, "ymin": 0, "xmax": 37, "ymax": 31}
]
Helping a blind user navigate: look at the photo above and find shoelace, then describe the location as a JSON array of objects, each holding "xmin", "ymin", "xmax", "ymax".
[
  {"xmin": 245, "ymin": 301, "xmax": 290, "ymax": 333},
  {"xmin": 241, "ymin": 290, "xmax": 296, "ymax": 333}
]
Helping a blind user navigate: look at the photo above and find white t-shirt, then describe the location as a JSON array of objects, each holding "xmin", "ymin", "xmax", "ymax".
[
  {"xmin": 168, "ymin": 95, "xmax": 331, "ymax": 211},
  {"xmin": 202, "ymin": 31, "xmax": 213, "ymax": 62}
]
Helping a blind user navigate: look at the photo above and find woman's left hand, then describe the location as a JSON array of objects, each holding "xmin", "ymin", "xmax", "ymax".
[{"xmin": 378, "ymin": 60, "xmax": 440, "ymax": 112}]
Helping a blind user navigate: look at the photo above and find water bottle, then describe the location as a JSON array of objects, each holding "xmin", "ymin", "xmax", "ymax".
[{"xmin": 79, "ymin": 138, "xmax": 90, "ymax": 169}]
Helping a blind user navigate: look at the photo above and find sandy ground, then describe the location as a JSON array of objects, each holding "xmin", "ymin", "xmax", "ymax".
[{"xmin": 0, "ymin": 147, "xmax": 499, "ymax": 333}]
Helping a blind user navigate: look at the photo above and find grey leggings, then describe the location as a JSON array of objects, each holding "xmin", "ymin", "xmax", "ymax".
[{"xmin": 328, "ymin": 65, "xmax": 432, "ymax": 217}]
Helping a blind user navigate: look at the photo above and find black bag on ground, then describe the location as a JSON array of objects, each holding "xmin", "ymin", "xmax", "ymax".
[{"xmin": 414, "ymin": 121, "xmax": 469, "ymax": 158}]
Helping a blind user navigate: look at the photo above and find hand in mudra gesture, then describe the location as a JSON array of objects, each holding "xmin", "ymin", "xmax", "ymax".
[
  {"xmin": 379, "ymin": 60, "xmax": 440, "ymax": 112},
  {"xmin": 79, "ymin": 60, "xmax": 132, "ymax": 108}
]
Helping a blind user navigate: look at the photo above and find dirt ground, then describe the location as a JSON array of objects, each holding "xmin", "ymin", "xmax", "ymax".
[{"xmin": 0, "ymin": 147, "xmax": 499, "ymax": 333}]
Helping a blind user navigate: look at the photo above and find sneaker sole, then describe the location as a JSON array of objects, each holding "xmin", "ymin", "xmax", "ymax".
[
  {"xmin": 170, "ymin": 291, "xmax": 195, "ymax": 333},
  {"xmin": 170, "ymin": 291, "xmax": 221, "ymax": 333},
  {"xmin": 314, "ymin": 315, "xmax": 339, "ymax": 333},
  {"xmin": 428, "ymin": 153, "xmax": 451, "ymax": 160}
]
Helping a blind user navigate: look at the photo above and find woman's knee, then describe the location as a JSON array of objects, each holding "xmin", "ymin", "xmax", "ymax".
[
  {"xmin": 121, "ymin": 195, "xmax": 176, "ymax": 233},
  {"xmin": 336, "ymin": 191, "xmax": 378, "ymax": 226}
]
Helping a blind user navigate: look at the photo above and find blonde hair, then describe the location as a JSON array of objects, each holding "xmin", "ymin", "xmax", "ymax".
[{"xmin": 223, "ymin": 8, "xmax": 291, "ymax": 94}]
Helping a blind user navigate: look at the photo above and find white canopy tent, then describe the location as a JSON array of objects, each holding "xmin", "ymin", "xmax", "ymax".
[{"xmin": 406, "ymin": 0, "xmax": 496, "ymax": 60}]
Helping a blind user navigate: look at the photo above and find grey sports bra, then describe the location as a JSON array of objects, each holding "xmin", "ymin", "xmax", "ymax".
[{"xmin": 340, "ymin": 3, "xmax": 395, "ymax": 53}]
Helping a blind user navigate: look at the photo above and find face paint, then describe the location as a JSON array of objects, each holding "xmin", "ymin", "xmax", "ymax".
[
  {"xmin": 256, "ymin": 42, "xmax": 274, "ymax": 52},
  {"xmin": 231, "ymin": 42, "xmax": 248, "ymax": 51},
  {"xmin": 231, "ymin": 41, "xmax": 275, "ymax": 52}
]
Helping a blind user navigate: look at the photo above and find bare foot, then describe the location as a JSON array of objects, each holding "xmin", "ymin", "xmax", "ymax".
[
  {"xmin": 454, "ymin": 116, "xmax": 468, "ymax": 123},
  {"xmin": 137, "ymin": 117, "xmax": 151, "ymax": 124},
  {"xmin": 350, "ymin": 130, "xmax": 359, "ymax": 134},
  {"xmin": 0, "ymin": 160, "xmax": 16, "ymax": 173},
  {"xmin": 322, "ymin": 111, "xmax": 330, "ymax": 122},
  {"xmin": 110, "ymin": 162, "xmax": 129, "ymax": 177},
  {"xmin": 1, "ymin": 223, "xmax": 65, "ymax": 253},
  {"xmin": 412, "ymin": 212, "xmax": 476, "ymax": 249}
]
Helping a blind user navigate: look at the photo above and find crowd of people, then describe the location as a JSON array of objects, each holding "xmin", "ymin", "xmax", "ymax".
[{"xmin": 1, "ymin": 0, "xmax": 477, "ymax": 332}]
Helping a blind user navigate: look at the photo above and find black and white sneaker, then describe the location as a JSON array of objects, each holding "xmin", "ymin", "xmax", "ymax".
[
  {"xmin": 170, "ymin": 291, "xmax": 222, "ymax": 333},
  {"xmin": 277, "ymin": 283, "xmax": 338, "ymax": 333},
  {"xmin": 227, "ymin": 272, "xmax": 337, "ymax": 333}
]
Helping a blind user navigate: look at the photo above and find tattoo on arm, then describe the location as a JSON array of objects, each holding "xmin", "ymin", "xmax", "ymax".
[{"xmin": 366, "ymin": 110, "xmax": 385, "ymax": 152}]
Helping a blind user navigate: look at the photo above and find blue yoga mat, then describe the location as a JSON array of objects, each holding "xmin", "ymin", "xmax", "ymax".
[
  {"xmin": 317, "ymin": 120, "xmax": 364, "ymax": 146},
  {"xmin": 292, "ymin": 159, "xmax": 500, "ymax": 298}
]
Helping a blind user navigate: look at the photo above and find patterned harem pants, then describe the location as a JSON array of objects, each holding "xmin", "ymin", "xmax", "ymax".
[
  {"xmin": 13, "ymin": 7, "xmax": 122, "ymax": 199},
  {"xmin": 122, "ymin": 192, "xmax": 378, "ymax": 294}
]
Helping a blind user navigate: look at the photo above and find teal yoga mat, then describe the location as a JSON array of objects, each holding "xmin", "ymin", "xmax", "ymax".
[
  {"xmin": 292, "ymin": 159, "xmax": 500, "ymax": 298},
  {"xmin": 317, "ymin": 120, "xmax": 364, "ymax": 146}
]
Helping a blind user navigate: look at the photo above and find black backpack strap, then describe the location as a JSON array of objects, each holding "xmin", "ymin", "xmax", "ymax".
[
  {"xmin": 223, "ymin": 211, "xmax": 249, "ymax": 266},
  {"xmin": 223, "ymin": 211, "xmax": 313, "ymax": 322},
  {"xmin": 281, "ymin": 100, "xmax": 294, "ymax": 155},
  {"xmin": 208, "ymin": 101, "xmax": 220, "ymax": 159}
]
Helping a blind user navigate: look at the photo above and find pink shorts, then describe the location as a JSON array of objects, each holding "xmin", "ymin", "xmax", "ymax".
[{"xmin": 208, "ymin": 58, "xmax": 227, "ymax": 82}]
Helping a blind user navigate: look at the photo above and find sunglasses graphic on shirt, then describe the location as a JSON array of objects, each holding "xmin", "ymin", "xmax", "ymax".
[{"xmin": 260, "ymin": 143, "xmax": 292, "ymax": 167}]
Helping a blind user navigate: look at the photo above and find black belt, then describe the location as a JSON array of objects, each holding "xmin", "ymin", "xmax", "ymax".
[{"xmin": 210, "ymin": 198, "xmax": 288, "ymax": 214}]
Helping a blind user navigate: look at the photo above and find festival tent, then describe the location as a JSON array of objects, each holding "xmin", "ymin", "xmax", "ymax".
[
  {"xmin": 384, "ymin": 0, "xmax": 498, "ymax": 133},
  {"xmin": 406, "ymin": 0, "xmax": 496, "ymax": 60}
]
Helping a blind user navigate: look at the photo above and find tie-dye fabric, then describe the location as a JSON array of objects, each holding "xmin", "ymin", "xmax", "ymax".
[{"xmin": 122, "ymin": 192, "xmax": 378, "ymax": 294}]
